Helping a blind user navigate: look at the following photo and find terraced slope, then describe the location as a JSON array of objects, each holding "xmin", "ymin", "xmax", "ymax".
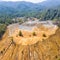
[{"xmin": 0, "ymin": 28, "xmax": 60, "ymax": 60}]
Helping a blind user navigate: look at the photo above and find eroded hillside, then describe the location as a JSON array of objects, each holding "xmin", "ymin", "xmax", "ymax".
[{"xmin": 0, "ymin": 23, "xmax": 60, "ymax": 60}]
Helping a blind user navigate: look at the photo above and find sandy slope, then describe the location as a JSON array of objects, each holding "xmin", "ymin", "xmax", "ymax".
[{"xmin": 0, "ymin": 25, "xmax": 60, "ymax": 60}]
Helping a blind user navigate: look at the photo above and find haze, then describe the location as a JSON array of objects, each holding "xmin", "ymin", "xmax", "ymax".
[{"xmin": 0, "ymin": 0, "xmax": 46, "ymax": 3}]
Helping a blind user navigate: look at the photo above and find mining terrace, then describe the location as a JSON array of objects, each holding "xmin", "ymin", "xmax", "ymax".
[
  {"xmin": 8, "ymin": 20, "xmax": 58, "ymax": 45},
  {"xmin": 0, "ymin": 20, "xmax": 60, "ymax": 60}
]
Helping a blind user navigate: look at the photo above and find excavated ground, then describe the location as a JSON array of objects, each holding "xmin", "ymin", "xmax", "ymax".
[
  {"xmin": 12, "ymin": 25, "xmax": 58, "ymax": 45},
  {"xmin": 0, "ymin": 24, "xmax": 60, "ymax": 60}
]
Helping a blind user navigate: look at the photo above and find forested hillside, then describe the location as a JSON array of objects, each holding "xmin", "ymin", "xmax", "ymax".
[
  {"xmin": 0, "ymin": 0, "xmax": 60, "ymax": 38},
  {"xmin": 0, "ymin": 0, "xmax": 60, "ymax": 21}
]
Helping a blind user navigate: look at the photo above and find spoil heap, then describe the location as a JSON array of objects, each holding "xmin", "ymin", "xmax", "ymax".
[{"xmin": 0, "ymin": 22, "xmax": 60, "ymax": 60}]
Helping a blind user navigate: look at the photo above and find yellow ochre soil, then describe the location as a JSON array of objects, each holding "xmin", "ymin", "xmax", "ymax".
[
  {"xmin": 12, "ymin": 26, "xmax": 58, "ymax": 45},
  {"xmin": 0, "ymin": 26, "xmax": 60, "ymax": 60}
]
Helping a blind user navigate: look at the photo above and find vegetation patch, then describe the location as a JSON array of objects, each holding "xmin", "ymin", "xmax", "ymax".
[
  {"xmin": 19, "ymin": 31, "xmax": 23, "ymax": 37},
  {"xmin": 0, "ymin": 24, "xmax": 7, "ymax": 39},
  {"xmin": 32, "ymin": 32, "xmax": 36, "ymax": 36},
  {"xmin": 43, "ymin": 34, "xmax": 46, "ymax": 37}
]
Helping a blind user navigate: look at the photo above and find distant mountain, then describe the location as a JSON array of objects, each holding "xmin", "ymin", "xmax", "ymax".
[
  {"xmin": 0, "ymin": 0, "xmax": 60, "ymax": 20},
  {"xmin": 0, "ymin": 0, "xmax": 60, "ymax": 13},
  {"xmin": 0, "ymin": 1, "xmax": 43, "ymax": 12},
  {"xmin": 39, "ymin": 0, "xmax": 60, "ymax": 8},
  {"xmin": 0, "ymin": 1, "xmax": 45, "ymax": 18}
]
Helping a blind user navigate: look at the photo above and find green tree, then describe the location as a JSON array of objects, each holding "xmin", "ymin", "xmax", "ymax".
[
  {"xmin": 19, "ymin": 31, "xmax": 23, "ymax": 37},
  {"xmin": 43, "ymin": 34, "xmax": 46, "ymax": 37},
  {"xmin": 32, "ymin": 32, "xmax": 36, "ymax": 36}
]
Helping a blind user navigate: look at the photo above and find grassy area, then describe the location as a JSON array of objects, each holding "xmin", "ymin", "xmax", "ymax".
[{"xmin": 0, "ymin": 24, "xmax": 7, "ymax": 39}]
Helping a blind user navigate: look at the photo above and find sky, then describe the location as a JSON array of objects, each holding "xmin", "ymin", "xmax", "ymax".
[{"xmin": 0, "ymin": 0, "xmax": 46, "ymax": 3}]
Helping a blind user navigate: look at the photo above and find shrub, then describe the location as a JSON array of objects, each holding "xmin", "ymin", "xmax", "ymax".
[
  {"xmin": 43, "ymin": 34, "xmax": 46, "ymax": 37},
  {"xmin": 1, "ymin": 51, "xmax": 3, "ymax": 54},
  {"xmin": 0, "ymin": 24, "xmax": 7, "ymax": 39},
  {"xmin": 55, "ymin": 55, "xmax": 58, "ymax": 58},
  {"xmin": 10, "ymin": 37, "xmax": 16, "ymax": 45},
  {"xmin": 32, "ymin": 32, "xmax": 36, "ymax": 36},
  {"xmin": 10, "ymin": 37, "xmax": 14, "ymax": 43},
  {"xmin": 19, "ymin": 31, "xmax": 23, "ymax": 37}
]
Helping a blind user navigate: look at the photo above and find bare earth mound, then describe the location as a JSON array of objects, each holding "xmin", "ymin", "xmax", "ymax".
[{"xmin": 0, "ymin": 23, "xmax": 60, "ymax": 60}]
